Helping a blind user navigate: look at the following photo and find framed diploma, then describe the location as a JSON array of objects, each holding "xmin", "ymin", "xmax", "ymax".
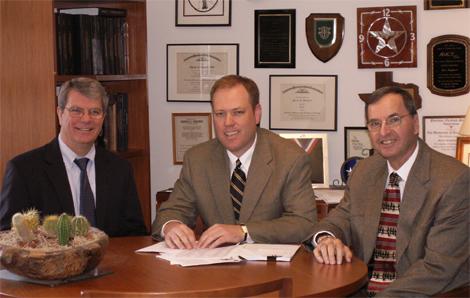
[
  {"xmin": 175, "ymin": 0, "xmax": 231, "ymax": 26},
  {"xmin": 167, "ymin": 44, "xmax": 239, "ymax": 102},
  {"xmin": 456, "ymin": 137, "xmax": 470, "ymax": 167},
  {"xmin": 255, "ymin": 9, "xmax": 296, "ymax": 68},
  {"xmin": 357, "ymin": 5, "xmax": 417, "ymax": 68},
  {"xmin": 422, "ymin": 115, "xmax": 465, "ymax": 157},
  {"xmin": 279, "ymin": 133, "xmax": 329, "ymax": 188},
  {"xmin": 424, "ymin": 0, "xmax": 468, "ymax": 10},
  {"xmin": 269, "ymin": 75, "xmax": 337, "ymax": 131},
  {"xmin": 172, "ymin": 113, "xmax": 213, "ymax": 164},
  {"xmin": 344, "ymin": 127, "xmax": 372, "ymax": 160},
  {"xmin": 427, "ymin": 35, "xmax": 470, "ymax": 97}
]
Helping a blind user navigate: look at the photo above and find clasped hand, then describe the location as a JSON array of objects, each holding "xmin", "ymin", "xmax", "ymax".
[{"xmin": 164, "ymin": 222, "xmax": 244, "ymax": 249}]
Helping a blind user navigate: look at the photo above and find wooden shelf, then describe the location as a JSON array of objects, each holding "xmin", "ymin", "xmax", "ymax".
[{"xmin": 55, "ymin": 74, "xmax": 147, "ymax": 83}]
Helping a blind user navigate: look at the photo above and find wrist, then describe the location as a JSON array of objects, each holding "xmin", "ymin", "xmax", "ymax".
[
  {"xmin": 240, "ymin": 224, "xmax": 248, "ymax": 242},
  {"xmin": 318, "ymin": 235, "xmax": 334, "ymax": 244}
]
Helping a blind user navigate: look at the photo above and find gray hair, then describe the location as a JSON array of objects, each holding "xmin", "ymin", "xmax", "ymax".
[{"xmin": 57, "ymin": 77, "xmax": 108, "ymax": 111}]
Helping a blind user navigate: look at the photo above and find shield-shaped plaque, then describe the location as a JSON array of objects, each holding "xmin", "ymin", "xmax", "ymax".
[{"xmin": 306, "ymin": 13, "xmax": 344, "ymax": 63}]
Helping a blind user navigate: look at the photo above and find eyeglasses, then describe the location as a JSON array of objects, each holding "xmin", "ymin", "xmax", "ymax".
[
  {"xmin": 64, "ymin": 106, "xmax": 104, "ymax": 119},
  {"xmin": 367, "ymin": 114, "xmax": 410, "ymax": 131}
]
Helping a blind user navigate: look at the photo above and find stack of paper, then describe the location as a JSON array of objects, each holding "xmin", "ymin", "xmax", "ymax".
[{"xmin": 136, "ymin": 242, "xmax": 300, "ymax": 267}]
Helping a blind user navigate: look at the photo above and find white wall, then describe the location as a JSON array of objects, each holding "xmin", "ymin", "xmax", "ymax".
[{"xmin": 147, "ymin": 0, "xmax": 470, "ymax": 221}]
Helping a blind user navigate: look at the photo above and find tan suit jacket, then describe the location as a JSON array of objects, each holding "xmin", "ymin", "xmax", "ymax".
[
  {"xmin": 153, "ymin": 128, "xmax": 317, "ymax": 243},
  {"xmin": 308, "ymin": 139, "xmax": 469, "ymax": 296}
]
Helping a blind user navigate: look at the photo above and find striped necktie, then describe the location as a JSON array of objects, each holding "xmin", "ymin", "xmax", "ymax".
[
  {"xmin": 74, "ymin": 158, "xmax": 96, "ymax": 226},
  {"xmin": 367, "ymin": 172, "xmax": 401, "ymax": 297},
  {"xmin": 230, "ymin": 159, "xmax": 246, "ymax": 222}
]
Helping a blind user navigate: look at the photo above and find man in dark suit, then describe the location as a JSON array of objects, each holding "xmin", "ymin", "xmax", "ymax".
[
  {"xmin": 152, "ymin": 75, "xmax": 317, "ymax": 249},
  {"xmin": 0, "ymin": 77, "xmax": 147, "ymax": 237},
  {"xmin": 308, "ymin": 86, "xmax": 469, "ymax": 296}
]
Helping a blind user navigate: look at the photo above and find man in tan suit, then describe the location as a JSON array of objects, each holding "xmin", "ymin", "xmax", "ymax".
[
  {"xmin": 308, "ymin": 86, "xmax": 469, "ymax": 296},
  {"xmin": 153, "ymin": 75, "xmax": 316, "ymax": 249}
]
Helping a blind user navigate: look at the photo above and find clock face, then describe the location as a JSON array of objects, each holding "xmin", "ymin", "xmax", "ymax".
[
  {"xmin": 188, "ymin": 0, "xmax": 219, "ymax": 12},
  {"xmin": 357, "ymin": 6, "xmax": 417, "ymax": 68}
]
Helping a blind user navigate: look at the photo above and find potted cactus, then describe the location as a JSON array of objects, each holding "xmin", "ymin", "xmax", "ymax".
[{"xmin": 0, "ymin": 210, "xmax": 108, "ymax": 280}]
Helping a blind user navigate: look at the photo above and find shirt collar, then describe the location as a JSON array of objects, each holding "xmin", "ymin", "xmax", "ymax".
[
  {"xmin": 387, "ymin": 140, "xmax": 419, "ymax": 182},
  {"xmin": 227, "ymin": 133, "xmax": 257, "ymax": 174},
  {"xmin": 58, "ymin": 135, "xmax": 96, "ymax": 169}
]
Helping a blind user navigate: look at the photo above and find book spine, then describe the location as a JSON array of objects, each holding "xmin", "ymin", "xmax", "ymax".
[{"xmin": 116, "ymin": 93, "xmax": 128, "ymax": 152}]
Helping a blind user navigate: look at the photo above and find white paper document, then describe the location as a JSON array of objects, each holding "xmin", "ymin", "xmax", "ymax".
[
  {"xmin": 314, "ymin": 188, "xmax": 344, "ymax": 204},
  {"xmin": 136, "ymin": 242, "xmax": 300, "ymax": 267}
]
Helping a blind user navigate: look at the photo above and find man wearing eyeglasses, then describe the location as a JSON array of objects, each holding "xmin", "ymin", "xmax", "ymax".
[
  {"xmin": 0, "ymin": 77, "xmax": 147, "ymax": 237},
  {"xmin": 306, "ymin": 86, "xmax": 469, "ymax": 296}
]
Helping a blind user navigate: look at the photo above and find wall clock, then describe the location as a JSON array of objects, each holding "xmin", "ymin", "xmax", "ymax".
[{"xmin": 357, "ymin": 6, "xmax": 417, "ymax": 68}]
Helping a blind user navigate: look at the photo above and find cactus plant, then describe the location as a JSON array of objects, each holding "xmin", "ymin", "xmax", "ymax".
[
  {"xmin": 23, "ymin": 208, "xmax": 40, "ymax": 232},
  {"xmin": 11, "ymin": 213, "xmax": 35, "ymax": 242},
  {"xmin": 42, "ymin": 215, "xmax": 59, "ymax": 237},
  {"xmin": 71, "ymin": 216, "xmax": 90, "ymax": 237},
  {"xmin": 57, "ymin": 213, "xmax": 72, "ymax": 246}
]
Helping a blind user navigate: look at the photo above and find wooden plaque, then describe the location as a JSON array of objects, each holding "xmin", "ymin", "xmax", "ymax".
[
  {"xmin": 427, "ymin": 35, "xmax": 470, "ymax": 97},
  {"xmin": 424, "ymin": 0, "xmax": 468, "ymax": 10},
  {"xmin": 357, "ymin": 6, "xmax": 417, "ymax": 68},
  {"xmin": 305, "ymin": 13, "xmax": 344, "ymax": 63}
]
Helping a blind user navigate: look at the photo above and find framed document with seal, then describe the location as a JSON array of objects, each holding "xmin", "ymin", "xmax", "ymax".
[
  {"xmin": 456, "ymin": 137, "xmax": 470, "ymax": 166},
  {"xmin": 344, "ymin": 127, "xmax": 372, "ymax": 160},
  {"xmin": 279, "ymin": 133, "xmax": 329, "ymax": 188},
  {"xmin": 255, "ymin": 9, "xmax": 296, "ymax": 68},
  {"xmin": 269, "ymin": 75, "xmax": 337, "ymax": 131},
  {"xmin": 427, "ymin": 35, "xmax": 470, "ymax": 96},
  {"xmin": 172, "ymin": 113, "xmax": 212, "ymax": 164},
  {"xmin": 305, "ymin": 13, "xmax": 344, "ymax": 63},
  {"xmin": 175, "ymin": 0, "xmax": 231, "ymax": 26},
  {"xmin": 357, "ymin": 5, "xmax": 417, "ymax": 68},
  {"xmin": 424, "ymin": 0, "xmax": 468, "ymax": 10},
  {"xmin": 422, "ymin": 115, "xmax": 465, "ymax": 157},
  {"xmin": 167, "ymin": 43, "xmax": 239, "ymax": 102}
]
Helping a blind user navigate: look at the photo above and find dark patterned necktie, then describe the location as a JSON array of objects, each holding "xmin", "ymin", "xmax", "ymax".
[
  {"xmin": 230, "ymin": 159, "xmax": 246, "ymax": 222},
  {"xmin": 367, "ymin": 172, "xmax": 401, "ymax": 297},
  {"xmin": 74, "ymin": 158, "xmax": 96, "ymax": 226}
]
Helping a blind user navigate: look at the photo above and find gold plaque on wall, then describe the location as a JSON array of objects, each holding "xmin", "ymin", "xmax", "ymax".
[{"xmin": 357, "ymin": 6, "xmax": 417, "ymax": 68}]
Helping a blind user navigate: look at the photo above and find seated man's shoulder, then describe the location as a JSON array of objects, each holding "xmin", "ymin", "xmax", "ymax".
[{"xmin": 9, "ymin": 143, "xmax": 49, "ymax": 166}]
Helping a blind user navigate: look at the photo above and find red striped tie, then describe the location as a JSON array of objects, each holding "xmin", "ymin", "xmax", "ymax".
[{"xmin": 367, "ymin": 172, "xmax": 401, "ymax": 297}]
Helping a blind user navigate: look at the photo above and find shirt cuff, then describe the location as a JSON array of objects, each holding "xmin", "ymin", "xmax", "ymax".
[
  {"xmin": 161, "ymin": 220, "xmax": 183, "ymax": 237},
  {"xmin": 312, "ymin": 231, "xmax": 335, "ymax": 247}
]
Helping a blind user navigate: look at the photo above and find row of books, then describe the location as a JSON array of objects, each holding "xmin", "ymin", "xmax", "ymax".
[
  {"xmin": 56, "ymin": 8, "xmax": 128, "ymax": 75},
  {"xmin": 97, "ymin": 92, "xmax": 128, "ymax": 152}
]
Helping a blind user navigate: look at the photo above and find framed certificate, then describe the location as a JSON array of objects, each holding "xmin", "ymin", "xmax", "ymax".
[
  {"xmin": 255, "ymin": 9, "xmax": 296, "ymax": 68},
  {"xmin": 269, "ymin": 75, "xmax": 337, "ymax": 131},
  {"xmin": 422, "ymin": 115, "xmax": 465, "ymax": 157},
  {"xmin": 167, "ymin": 44, "xmax": 239, "ymax": 102},
  {"xmin": 424, "ymin": 0, "xmax": 468, "ymax": 10},
  {"xmin": 279, "ymin": 133, "xmax": 329, "ymax": 188},
  {"xmin": 175, "ymin": 0, "xmax": 231, "ymax": 26},
  {"xmin": 172, "ymin": 113, "xmax": 213, "ymax": 164},
  {"xmin": 456, "ymin": 137, "xmax": 470, "ymax": 166},
  {"xmin": 344, "ymin": 127, "xmax": 372, "ymax": 160}
]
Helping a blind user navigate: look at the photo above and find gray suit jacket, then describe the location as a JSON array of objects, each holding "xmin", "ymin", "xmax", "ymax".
[
  {"xmin": 153, "ymin": 128, "xmax": 317, "ymax": 243},
  {"xmin": 308, "ymin": 139, "xmax": 469, "ymax": 296}
]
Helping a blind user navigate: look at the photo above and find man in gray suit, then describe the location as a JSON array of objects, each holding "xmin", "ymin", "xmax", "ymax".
[
  {"xmin": 153, "ymin": 75, "xmax": 316, "ymax": 249},
  {"xmin": 309, "ymin": 86, "xmax": 469, "ymax": 296}
]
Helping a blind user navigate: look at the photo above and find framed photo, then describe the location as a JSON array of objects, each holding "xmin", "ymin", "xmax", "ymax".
[
  {"xmin": 422, "ymin": 115, "xmax": 465, "ymax": 157},
  {"xmin": 344, "ymin": 127, "xmax": 372, "ymax": 160},
  {"xmin": 172, "ymin": 113, "xmax": 213, "ymax": 164},
  {"xmin": 456, "ymin": 137, "xmax": 470, "ymax": 166},
  {"xmin": 167, "ymin": 44, "xmax": 239, "ymax": 102},
  {"xmin": 175, "ymin": 0, "xmax": 231, "ymax": 26},
  {"xmin": 424, "ymin": 0, "xmax": 468, "ymax": 10},
  {"xmin": 255, "ymin": 9, "xmax": 296, "ymax": 68},
  {"xmin": 269, "ymin": 75, "xmax": 337, "ymax": 131},
  {"xmin": 279, "ymin": 133, "xmax": 329, "ymax": 188}
]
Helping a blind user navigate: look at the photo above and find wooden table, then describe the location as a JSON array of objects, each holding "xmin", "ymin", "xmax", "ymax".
[{"xmin": 0, "ymin": 236, "xmax": 367, "ymax": 297}]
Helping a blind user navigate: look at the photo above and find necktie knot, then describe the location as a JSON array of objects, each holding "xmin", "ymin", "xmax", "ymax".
[
  {"xmin": 388, "ymin": 172, "xmax": 401, "ymax": 187},
  {"xmin": 74, "ymin": 158, "xmax": 89, "ymax": 171},
  {"xmin": 235, "ymin": 159, "xmax": 242, "ymax": 169}
]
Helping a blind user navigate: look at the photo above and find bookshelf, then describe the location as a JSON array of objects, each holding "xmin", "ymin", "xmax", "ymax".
[{"xmin": 0, "ymin": 0, "xmax": 151, "ymax": 232}]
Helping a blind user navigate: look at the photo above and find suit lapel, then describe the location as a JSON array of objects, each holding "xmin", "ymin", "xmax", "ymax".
[
  {"xmin": 94, "ymin": 147, "xmax": 111, "ymax": 228},
  {"xmin": 44, "ymin": 139, "xmax": 75, "ymax": 215},
  {"xmin": 362, "ymin": 165, "xmax": 388, "ymax": 261},
  {"xmin": 239, "ymin": 132, "xmax": 273, "ymax": 223},
  {"xmin": 208, "ymin": 143, "xmax": 234, "ymax": 223},
  {"xmin": 396, "ymin": 141, "xmax": 430, "ymax": 262}
]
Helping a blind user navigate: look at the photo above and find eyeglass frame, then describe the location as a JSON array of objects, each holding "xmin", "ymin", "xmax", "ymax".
[
  {"xmin": 63, "ymin": 106, "xmax": 105, "ymax": 119},
  {"xmin": 366, "ymin": 113, "xmax": 411, "ymax": 131}
]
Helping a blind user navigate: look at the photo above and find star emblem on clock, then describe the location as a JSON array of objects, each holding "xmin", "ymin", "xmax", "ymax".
[{"xmin": 357, "ymin": 6, "xmax": 417, "ymax": 68}]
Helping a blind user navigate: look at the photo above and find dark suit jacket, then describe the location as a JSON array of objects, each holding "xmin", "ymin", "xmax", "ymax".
[
  {"xmin": 153, "ymin": 128, "xmax": 317, "ymax": 243},
  {"xmin": 0, "ymin": 138, "xmax": 147, "ymax": 237},
  {"xmin": 308, "ymin": 139, "xmax": 469, "ymax": 296}
]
